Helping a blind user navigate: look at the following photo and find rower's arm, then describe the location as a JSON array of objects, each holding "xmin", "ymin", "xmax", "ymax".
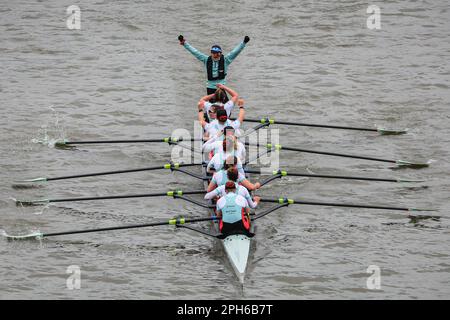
[
  {"xmin": 183, "ymin": 42, "xmax": 208, "ymax": 63},
  {"xmin": 237, "ymin": 160, "xmax": 246, "ymax": 176},
  {"xmin": 204, "ymin": 188, "xmax": 220, "ymax": 200},
  {"xmin": 246, "ymin": 195, "xmax": 258, "ymax": 209},
  {"xmin": 241, "ymin": 179, "xmax": 258, "ymax": 191},
  {"xmin": 241, "ymin": 144, "xmax": 247, "ymax": 164},
  {"xmin": 198, "ymin": 103, "xmax": 207, "ymax": 127},
  {"xmin": 216, "ymin": 84, "xmax": 238, "ymax": 103},
  {"xmin": 206, "ymin": 159, "xmax": 215, "ymax": 174},
  {"xmin": 207, "ymin": 180, "xmax": 217, "ymax": 193},
  {"xmin": 199, "ymin": 93, "xmax": 215, "ymax": 105},
  {"xmin": 237, "ymin": 101, "xmax": 245, "ymax": 123},
  {"xmin": 202, "ymin": 136, "xmax": 219, "ymax": 152},
  {"xmin": 224, "ymin": 41, "xmax": 246, "ymax": 64}
]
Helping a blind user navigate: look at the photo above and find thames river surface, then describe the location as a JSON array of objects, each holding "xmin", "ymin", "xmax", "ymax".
[{"xmin": 1, "ymin": 0, "xmax": 449, "ymax": 299}]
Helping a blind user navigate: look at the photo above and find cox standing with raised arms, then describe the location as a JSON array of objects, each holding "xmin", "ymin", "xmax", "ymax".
[{"xmin": 178, "ymin": 35, "xmax": 250, "ymax": 100}]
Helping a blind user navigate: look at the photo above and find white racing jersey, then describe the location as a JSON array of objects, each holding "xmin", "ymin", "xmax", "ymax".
[
  {"xmin": 202, "ymin": 137, "xmax": 246, "ymax": 163},
  {"xmin": 210, "ymin": 169, "xmax": 246, "ymax": 187},
  {"xmin": 205, "ymin": 183, "xmax": 258, "ymax": 208},
  {"xmin": 207, "ymin": 152, "xmax": 245, "ymax": 176},
  {"xmin": 204, "ymin": 119, "xmax": 241, "ymax": 138},
  {"xmin": 204, "ymin": 100, "xmax": 235, "ymax": 122}
]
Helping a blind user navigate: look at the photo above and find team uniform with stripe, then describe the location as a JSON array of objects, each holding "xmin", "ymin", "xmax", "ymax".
[
  {"xmin": 207, "ymin": 152, "xmax": 245, "ymax": 176},
  {"xmin": 210, "ymin": 169, "xmax": 246, "ymax": 187},
  {"xmin": 205, "ymin": 183, "xmax": 258, "ymax": 209},
  {"xmin": 216, "ymin": 192, "xmax": 249, "ymax": 224},
  {"xmin": 204, "ymin": 100, "xmax": 235, "ymax": 122},
  {"xmin": 204, "ymin": 119, "xmax": 241, "ymax": 138},
  {"xmin": 202, "ymin": 137, "xmax": 246, "ymax": 163}
]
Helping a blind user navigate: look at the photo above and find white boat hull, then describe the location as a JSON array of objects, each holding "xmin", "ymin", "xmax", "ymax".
[
  {"xmin": 203, "ymin": 164, "xmax": 251, "ymax": 284},
  {"xmin": 223, "ymin": 234, "xmax": 251, "ymax": 284}
]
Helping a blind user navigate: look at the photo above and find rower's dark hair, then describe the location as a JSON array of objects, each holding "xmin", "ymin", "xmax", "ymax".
[
  {"xmin": 223, "ymin": 126, "xmax": 235, "ymax": 135},
  {"xmin": 222, "ymin": 136, "xmax": 237, "ymax": 153},
  {"xmin": 223, "ymin": 155, "xmax": 238, "ymax": 170},
  {"xmin": 214, "ymin": 88, "xmax": 227, "ymax": 104},
  {"xmin": 226, "ymin": 167, "xmax": 239, "ymax": 182},
  {"xmin": 225, "ymin": 181, "xmax": 236, "ymax": 191}
]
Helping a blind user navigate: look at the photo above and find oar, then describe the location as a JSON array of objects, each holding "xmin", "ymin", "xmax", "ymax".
[
  {"xmin": 239, "ymin": 122, "xmax": 271, "ymax": 139},
  {"xmin": 245, "ymin": 143, "xmax": 431, "ymax": 168},
  {"xmin": 2, "ymin": 216, "xmax": 218, "ymax": 241},
  {"xmin": 259, "ymin": 197, "xmax": 436, "ymax": 212},
  {"xmin": 14, "ymin": 162, "xmax": 203, "ymax": 184},
  {"xmin": 54, "ymin": 137, "xmax": 203, "ymax": 148},
  {"xmin": 236, "ymin": 117, "xmax": 408, "ymax": 135},
  {"xmin": 15, "ymin": 189, "xmax": 206, "ymax": 206},
  {"xmin": 245, "ymin": 168, "xmax": 425, "ymax": 183}
]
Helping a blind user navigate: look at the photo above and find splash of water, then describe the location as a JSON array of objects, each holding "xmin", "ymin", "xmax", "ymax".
[
  {"xmin": 32, "ymin": 203, "xmax": 50, "ymax": 215},
  {"xmin": 31, "ymin": 105, "xmax": 68, "ymax": 148}
]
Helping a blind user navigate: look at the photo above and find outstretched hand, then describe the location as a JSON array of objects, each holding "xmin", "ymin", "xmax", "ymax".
[
  {"xmin": 178, "ymin": 35, "xmax": 185, "ymax": 45},
  {"xmin": 244, "ymin": 36, "xmax": 250, "ymax": 43}
]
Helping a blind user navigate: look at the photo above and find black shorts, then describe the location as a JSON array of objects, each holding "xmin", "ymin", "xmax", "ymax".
[{"xmin": 220, "ymin": 220, "xmax": 251, "ymax": 237}]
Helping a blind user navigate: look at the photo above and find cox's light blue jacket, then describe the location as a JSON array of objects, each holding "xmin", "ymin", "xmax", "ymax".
[{"xmin": 183, "ymin": 41, "xmax": 246, "ymax": 89}]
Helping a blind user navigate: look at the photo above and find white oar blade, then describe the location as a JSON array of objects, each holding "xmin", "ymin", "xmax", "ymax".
[
  {"xmin": 15, "ymin": 177, "xmax": 47, "ymax": 183},
  {"xmin": 54, "ymin": 140, "xmax": 76, "ymax": 149},
  {"xmin": 15, "ymin": 199, "xmax": 49, "ymax": 206},
  {"xmin": 396, "ymin": 160, "xmax": 432, "ymax": 168},
  {"xmin": 397, "ymin": 178, "xmax": 426, "ymax": 183},
  {"xmin": 408, "ymin": 208, "xmax": 438, "ymax": 212},
  {"xmin": 11, "ymin": 183, "xmax": 46, "ymax": 190},
  {"xmin": 377, "ymin": 127, "xmax": 408, "ymax": 135},
  {"xmin": 2, "ymin": 230, "xmax": 43, "ymax": 241},
  {"xmin": 12, "ymin": 178, "xmax": 47, "ymax": 189}
]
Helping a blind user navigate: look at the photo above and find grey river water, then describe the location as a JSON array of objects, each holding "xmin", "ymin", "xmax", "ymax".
[{"xmin": 1, "ymin": 0, "xmax": 449, "ymax": 299}]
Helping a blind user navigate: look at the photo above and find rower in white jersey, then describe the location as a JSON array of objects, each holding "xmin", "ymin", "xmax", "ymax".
[
  {"xmin": 206, "ymin": 155, "xmax": 260, "ymax": 192},
  {"xmin": 198, "ymin": 98, "xmax": 245, "ymax": 140},
  {"xmin": 202, "ymin": 126, "xmax": 246, "ymax": 163},
  {"xmin": 205, "ymin": 167, "xmax": 260, "ymax": 209},
  {"xmin": 198, "ymin": 84, "xmax": 239, "ymax": 122},
  {"xmin": 216, "ymin": 181, "xmax": 253, "ymax": 235},
  {"xmin": 206, "ymin": 136, "xmax": 246, "ymax": 175}
]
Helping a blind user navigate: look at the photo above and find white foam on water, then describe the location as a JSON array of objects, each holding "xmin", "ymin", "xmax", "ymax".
[{"xmin": 30, "ymin": 105, "xmax": 68, "ymax": 148}]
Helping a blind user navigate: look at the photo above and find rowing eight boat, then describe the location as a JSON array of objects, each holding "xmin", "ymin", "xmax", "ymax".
[{"xmin": 4, "ymin": 119, "xmax": 435, "ymax": 285}]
